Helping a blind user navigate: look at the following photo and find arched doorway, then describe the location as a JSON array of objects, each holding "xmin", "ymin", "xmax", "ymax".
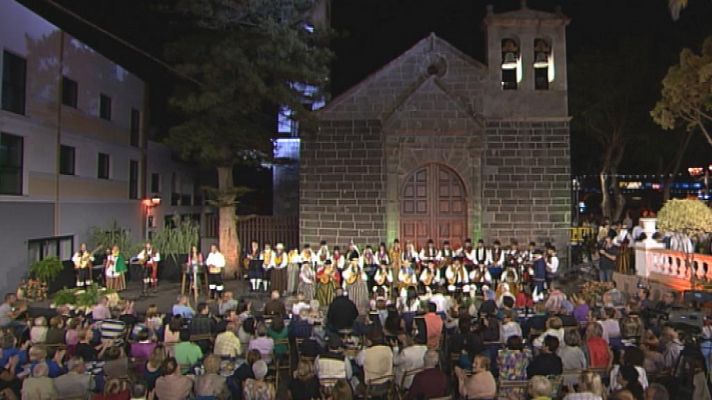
[{"xmin": 400, "ymin": 164, "xmax": 467, "ymax": 249}]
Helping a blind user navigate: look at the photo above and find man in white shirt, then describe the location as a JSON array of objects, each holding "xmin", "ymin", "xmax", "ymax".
[
  {"xmin": 206, "ymin": 244, "xmax": 226, "ymax": 300},
  {"xmin": 393, "ymin": 335, "xmax": 427, "ymax": 389}
]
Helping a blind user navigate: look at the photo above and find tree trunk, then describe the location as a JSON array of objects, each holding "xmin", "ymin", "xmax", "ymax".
[
  {"xmin": 217, "ymin": 166, "xmax": 241, "ymax": 279},
  {"xmin": 663, "ymin": 131, "xmax": 694, "ymax": 202},
  {"xmin": 600, "ymin": 173, "xmax": 612, "ymax": 219}
]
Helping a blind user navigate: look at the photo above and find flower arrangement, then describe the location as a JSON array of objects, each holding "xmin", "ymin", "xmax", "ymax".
[
  {"xmin": 51, "ymin": 284, "xmax": 118, "ymax": 311},
  {"xmin": 17, "ymin": 279, "xmax": 48, "ymax": 302}
]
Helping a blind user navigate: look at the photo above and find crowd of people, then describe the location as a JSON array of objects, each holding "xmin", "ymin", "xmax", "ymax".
[{"xmin": 0, "ymin": 235, "xmax": 710, "ymax": 400}]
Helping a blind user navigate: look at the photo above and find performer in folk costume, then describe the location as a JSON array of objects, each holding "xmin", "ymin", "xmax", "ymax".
[
  {"xmin": 105, "ymin": 245, "xmax": 127, "ymax": 291},
  {"xmin": 287, "ymin": 247, "xmax": 302, "ymax": 295},
  {"xmin": 316, "ymin": 240, "xmax": 330, "ymax": 267},
  {"xmin": 331, "ymin": 246, "xmax": 345, "ymax": 271},
  {"xmin": 389, "ymin": 239, "xmax": 402, "ymax": 272},
  {"xmin": 473, "ymin": 239, "xmax": 489, "ymax": 269},
  {"xmin": 419, "ymin": 239, "xmax": 438, "ymax": 265},
  {"xmin": 372, "ymin": 260, "xmax": 393, "ymax": 295},
  {"xmin": 186, "ymin": 245, "xmax": 204, "ymax": 297},
  {"xmin": 346, "ymin": 240, "xmax": 360, "ymax": 260},
  {"xmin": 257, "ymin": 243, "xmax": 274, "ymax": 292},
  {"xmin": 445, "ymin": 256, "xmax": 469, "ymax": 293},
  {"xmin": 245, "ymin": 241, "xmax": 262, "ymax": 292},
  {"xmin": 459, "ymin": 238, "xmax": 476, "ymax": 268},
  {"xmin": 489, "ymin": 240, "xmax": 506, "ymax": 284},
  {"xmin": 507, "ymin": 240, "xmax": 521, "ymax": 264},
  {"xmin": 496, "ymin": 282, "xmax": 516, "ymax": 308},
  {"xmin": 206, "ymin": 244, "xmax": 226, "ymax": 300},
  {"xmin": 375, "ymin": 242, "xmax": 389, "ymax": 265},
  {"xmin": 316, "ymin": 260, "xmax": 340, "ymax": 307},
  {"xmin": 397, "ymin": 260, "xmax": 418, "ymax": 298},
  {"xmin": 545, "ymin": 246, "xmax": 559, "ymax": 289},
  {"xmin": 269, "ymin": 243, "xmax": 289, "ymax": 295},
  {"xmin": 72, "ymin": 243, "xmax": 95, "ymax": 288},
  {"xmin": 361, "ymin": 245, "xmax": 378, "ymax": 292},
  {"xmin": 402, "ymin": 241, "xmax": 419, "ymax": 267},
  {"xmin": 500, "ymin": 256, "xmax": 520, "ymax": 296},
  {"xmin": 137, "ymin": 242, "xmax": 160, "ymax": 294},
  {"xmin": 531, "ymin": 249, "xmax": 547, "ymax": 302},
  {"xmin": 343, "ymin": 255, "xmax": 369, "ymax": 309},
  {"xmin": 469, "ymin": 262, "xmax": 492, "ymax": 294},
  {"xmin": 298, "ymin": 261, "xmax": 316, "ymax": 301},
  {"xmin": 419, "ymin": 260, "xmax": 441, "ymax": 294},
  {"xmin": 521, "ymin": 241, "xmax": 537, "ymax": 284},
  {"xmin": 436, "ymin": 240, "xmax": 454, "ymax": 281}
]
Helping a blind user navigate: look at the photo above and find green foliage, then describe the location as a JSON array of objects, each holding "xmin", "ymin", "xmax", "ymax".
[
  {"xmin": 87, "ymin": 220, "xmax": 141, "ymax": 255},
  {"xmin": 30, "ymin": 257, "xmax": 63, "ymax": 283},
  {"xmin": 75, "ymin": 284, "xmax": 115, "ymax": 309},
  {"xmin": 164, "ymin": 0, "xmax": 333, "ymax": 169},
  {"xmin": 657, "ymin": 198, "xmax": 712, "ymax": 235},
  {"xmin": 151, "ymin": 216, "xmax": 200, "ymax": 262},
  {"xmin": 651, "ymin": 37, "xmax": 712, "ymax": 147},
  {"xmin": 51, "ymin": 288, "xmax": 77, "ymax": 306}
]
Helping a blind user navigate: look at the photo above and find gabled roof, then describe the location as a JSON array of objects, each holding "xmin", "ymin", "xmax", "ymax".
[
  {"xmin": 483, "ymin": 1, "xmax": 570, "ymax": 25},
  {"xmin": 319, "ymin": 33, "xmax": 487, "ymax": 120}
]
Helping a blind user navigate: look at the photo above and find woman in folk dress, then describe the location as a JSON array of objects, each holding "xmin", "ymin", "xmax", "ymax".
[
  {"xmin": 297, "ymin": 261, "xmax": 316, "ymax": 301},
  {"xmin": 343, "ymin": 256, "xmax": 369, "ymax": 310},
  {"xmin": 105, "ymin": 245, "xmax": 127, "ymax": 291},
  {"xmin": 316, "ymin": 260, "xmax": 340, "ymax": 308},
  {"xmin": 270, "ymin": 243, "xmax": 289, "ymax": 295}
]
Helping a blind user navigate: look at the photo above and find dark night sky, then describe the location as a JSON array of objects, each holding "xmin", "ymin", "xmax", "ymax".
[{"xmin": 17, "ymin": 0, "xmax": 712, "ymax": 176}]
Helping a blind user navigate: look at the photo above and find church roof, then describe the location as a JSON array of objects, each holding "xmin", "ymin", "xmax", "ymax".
[
  {"xmin": 319, "ymin": 33, "xmax": 487, "ymax": 121},
  {"xmin": 483, "ymin": 1, "xmax": 570, "ymax": 25}
]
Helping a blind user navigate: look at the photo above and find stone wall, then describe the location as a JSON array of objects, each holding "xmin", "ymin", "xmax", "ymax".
[
  {"xmin": 482, "ymin": 120, "xmax": 571, "ymax": 250},
  {"xmin": 299, "ymin": 120, "xmax": 386, "ymax": 247}
]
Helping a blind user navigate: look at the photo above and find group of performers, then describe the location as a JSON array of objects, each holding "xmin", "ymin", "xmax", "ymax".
[
  {"xmin": 244, "ymin": 237, "xmax": 561, "ymax": 308},
  {"xmin": 72, "ymin": 241, "xmax": 227, "ymax": 299}
]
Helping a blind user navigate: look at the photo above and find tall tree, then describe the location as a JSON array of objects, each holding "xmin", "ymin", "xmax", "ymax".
[
  {"xmin": 570, "ymin": 37, "xmax": 658, "ymax": 220},
  {"xmin": 164, "ymin": 0, "xmax": 331, "ymax": 276},
  {"xmin": 651, "ymin": 37, "xmax": 712, "ymax": 148}
]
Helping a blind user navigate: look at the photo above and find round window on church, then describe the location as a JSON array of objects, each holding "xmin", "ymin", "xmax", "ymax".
[{"xmin": 423, "ymin": 54, "xmax": 447, "ymax": 77}]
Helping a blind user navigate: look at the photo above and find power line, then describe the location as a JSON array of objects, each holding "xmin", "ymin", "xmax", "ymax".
[{"xmin": 42, "ymin": 0, "xmax": 203, "ymax": 87}]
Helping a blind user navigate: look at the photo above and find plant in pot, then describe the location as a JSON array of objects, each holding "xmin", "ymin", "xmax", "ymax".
[
  {"xmin": 51, "ymin": 288, "xmax": 77, "ymax": 309},
  {"xmin": 21, "ymin": 257, "xmax": 64, "ymax": 301},
  {"xmin": 151, "ymin": 216, "xmax": 200, "ymax": 282},
  {"xmin": 657, "ymin": 198, "xmax": 712, "ymax": 284}
]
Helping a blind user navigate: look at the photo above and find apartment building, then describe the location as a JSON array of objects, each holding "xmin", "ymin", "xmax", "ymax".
[{"xmin": 0, "ymin": 0, "xmax": 203, "ymax": 294}]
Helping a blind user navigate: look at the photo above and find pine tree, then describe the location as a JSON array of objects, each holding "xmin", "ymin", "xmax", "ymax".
[{"xmin": 165, "ymin": 0, "xmax": 331, "ymax": 276}]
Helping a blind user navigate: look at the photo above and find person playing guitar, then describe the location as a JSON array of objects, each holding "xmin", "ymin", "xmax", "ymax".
[{"xmin": 137, "ymin": 242, "xmax": 161, "ymax": 294}]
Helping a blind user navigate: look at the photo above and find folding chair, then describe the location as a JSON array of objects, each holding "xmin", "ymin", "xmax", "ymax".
[
  {"xmin": 365, "ymin": 374, "xmax": 395, "ymax": 399},
  {"xmin": 273, "ymin": 338, "xmax": 291, "ymax": 389}
]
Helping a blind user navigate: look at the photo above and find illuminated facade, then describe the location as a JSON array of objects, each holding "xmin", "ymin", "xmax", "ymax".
[
  {"xmin": 0, "ymin": 0, "xmax": 202, "ymax": 293},
  {"xmin": 300, "ymin": 3, "xmax": 572, "ymax": 250}
]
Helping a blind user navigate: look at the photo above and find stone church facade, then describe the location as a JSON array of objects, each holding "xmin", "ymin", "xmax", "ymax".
[{"xmin": 300, "ymin": 4, "xmax": 571, "ymax": 250}]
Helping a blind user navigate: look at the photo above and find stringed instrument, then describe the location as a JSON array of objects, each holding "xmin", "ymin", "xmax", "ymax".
[
  {"xmin": 422, "ymin": 269, "xmax": 434, "ymax": 286},
  {"xmin": 375, "ymin": 269, "xmax": 387, "ymax": 286},
  {"xmin": 447, "ymin": 266, "xmax": 458, "ymax": 286},
  {"xmin": 345, "ymin": 266, "xmax": 360, "ymax": 285}
]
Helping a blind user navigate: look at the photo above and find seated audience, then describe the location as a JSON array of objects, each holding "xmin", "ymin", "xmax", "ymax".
[
  {"xmin": 527, "ymin": 335, "xmax": 563, "ymax": 378},
  {"xmin": 455, "ymin": 354, "xmax": 497, "ymax": 400}
]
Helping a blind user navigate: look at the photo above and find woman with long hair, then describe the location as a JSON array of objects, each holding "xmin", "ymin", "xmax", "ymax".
[{"xmin": 288, "ymin": 359, "xmax": 320, "ymax": 400}]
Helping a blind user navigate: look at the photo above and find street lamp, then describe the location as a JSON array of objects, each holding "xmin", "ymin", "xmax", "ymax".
[{"xmin": 143, "ymin": 195, "xmax": 161, "ymax": 240}]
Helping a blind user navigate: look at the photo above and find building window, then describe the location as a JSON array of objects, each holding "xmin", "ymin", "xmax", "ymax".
[
  {"xmin": 97, "ymin": 152, "xmax": 110, "ymax": 179},
  {"xmin": 0, "ymin": 132, "xmax": 23, "ymax": 195},
  {"xmin": 1, "ymin": 51, "xmax": 26, "ymax": 115},
  {"xmin": 501, "ymin": 38, "xmax": 520, "ymax": 90},
  {"xmin": 28, "ymin": 235, "xmax": 73, "ymax": 264},
  {"xmin": 171, "ymin": 172, "xmax": 179, "ymax": 205},
  {"xmin": 99, "ymin": 94, "xmax": 112, "ymax": 120},
  {"xmin": 59, "ymin": 145, "xmax": 75, "ymax": 175},
  {"xmin": 534, "ymin": 38, "xmax": 553, "ymax": 90},
  {"xmin": 130, "ymin": 108, "xmax": 140, "ymax": 147},
  {"xmin": 62, "ymin": 77, "xmax": 78, "ymax": 108},
  {"xmin": 150, "ymin": 173, "xmax": 160, "ymax": 193},
  {"xmin": 129, "ymin": 160, "xmax": 139, "ymax": 199}
]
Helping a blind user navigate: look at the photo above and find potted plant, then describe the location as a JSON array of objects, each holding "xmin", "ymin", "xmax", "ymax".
[
  {"xmin": 30, "ymin": 256, "xmax": 63, "ymax": 283},
  {"xmin": 151, "ymin": 216, "xmax": 200, "ymax": 281},
  {"xmin": 51, "ymin": 288, "xmax": 77, "ymax": 309},
  {"xmin": 657, "ymin": 198, "xmax": 712, "ymax": 282}
]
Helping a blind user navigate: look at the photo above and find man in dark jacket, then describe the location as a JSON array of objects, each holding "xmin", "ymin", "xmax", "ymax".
[{"xmin": 326, "ymin": 289, "xmax": 358, "ymax": 333}]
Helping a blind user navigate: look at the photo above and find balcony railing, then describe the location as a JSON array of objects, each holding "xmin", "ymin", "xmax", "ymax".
[{"xmin": 647, "ymin": 248, "xmax": 712, "ymax": 282}]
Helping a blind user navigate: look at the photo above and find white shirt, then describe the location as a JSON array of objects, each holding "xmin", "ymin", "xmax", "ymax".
[
  {"xmin": 206, "ymin": 251, "xmax": 226, "ymax": 269},
  {"xmin": 299, "ymin": 265, "xmax": 315, "ymax": 284},
  {"xmin": 393, "ymin": 345, "xmax": 427, "ymax": 389},
  {"xmin": 547, "ymin": 256, "xmax": 559, "ymax": 274},
  {"xmin": 429, "ymin": 294, "xmax": 450, "ymax": 313}
]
